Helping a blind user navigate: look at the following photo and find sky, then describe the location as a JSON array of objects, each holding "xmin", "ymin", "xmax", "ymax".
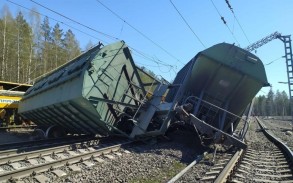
[{"xmin": 1, "ymin": 0, "xmax": 293, "ymax": 96}]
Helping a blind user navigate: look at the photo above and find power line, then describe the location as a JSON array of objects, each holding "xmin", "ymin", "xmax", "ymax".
[
  {"xmin": 132, "ymin": 47, "xmax": 174, "ymax": 66},
  {"xmin": 169, "ymin": 0, "xmax": 206, "ymax": 48},
  {"xmin": 7, "ymin": 0, "xmax": 108, "ymax": 44},
  {"xmin": 209, "ymin": 0, "xmax": 240, "ymax": 45},
  {"xmin": 224, "ymin": 0, "xmax": 251, "ymax": 44},
  {"xmin": 8, "ymin": 0, "xmax": 179, "ymax": 75},
  {"xmin": 130, "ymin": 47, "xmax": 178, "ymax": 70},
  {"xmin": 95, "ymin": 0, "xmax": 183, "ymax": 64},
  {"xmin": 265, "ymin": 56, "xmax": 283, "ymax": 66},
  {"xmin": 29, "ymin": 0, "xmax": 180, "ymax": 68},
  {"xmin": 29, "ymin": 0, "xmax": 119, "ymax": 41}
]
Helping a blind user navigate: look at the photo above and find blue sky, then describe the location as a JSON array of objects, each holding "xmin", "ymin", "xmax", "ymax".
[{"xmin": 1, "ymin": 0, "xmax": 293, "ymax": 96}]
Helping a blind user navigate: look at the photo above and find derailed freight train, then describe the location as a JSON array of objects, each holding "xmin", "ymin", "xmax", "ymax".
[{"xmin": 19, "ymin": 41, "xmax": 268, "ymax": 148}]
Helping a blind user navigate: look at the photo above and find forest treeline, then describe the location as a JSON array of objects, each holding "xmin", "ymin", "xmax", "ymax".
[
  {"xmin": 0, "ymin": 6, "xmax": 82, "ymax": 84},
  {"xmin": 253, "ymin": 88, "xmax": 290, "ymax": 116}
]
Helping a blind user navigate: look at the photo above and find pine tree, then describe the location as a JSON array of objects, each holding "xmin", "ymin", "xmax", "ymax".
[
  {"xmin": 40, "ymin": 16, "xmax": 52, "ymax": 73},
  {"xmin": 63, "ymin": 29, "xmax": 81, "ymax": 61},
  {"xmin": 266, "ymin": 88, "xmax": 275, "ymax": 116},
  {"xmin": 15, "ymin": 11, "xmax": 33, "ymax": 83},
  {"xmin": 1, "ymin": 7, "xmax": 17, "ymax": 82},
  {"xmin": 52, "ymin": 23, "xmax": 64, "ymax": 68},
  {"xmin": 0, "ymin": 6, "xmax": 82, "ymax": 82},
  {"xmin": 0, "ymin": 6, "xmax": 13, "ymax": 81},
  {"xmin": 281, "ymin": 91, "xmax": 290, "ymax": 116}
]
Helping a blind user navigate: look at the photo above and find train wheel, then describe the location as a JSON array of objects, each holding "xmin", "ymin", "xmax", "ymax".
[
  {"xmin": 45, "ymin": 125, "xmax": 66, "ymax": 138},
  {"xmin": 31, "ymin": 129, "xmax": 46, "ymax": 140}
]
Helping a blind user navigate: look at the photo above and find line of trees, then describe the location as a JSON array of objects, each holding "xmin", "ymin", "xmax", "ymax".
[
  {"xmin": 0, "ymin": 6, "xmax": 81, "ymax": 84},
  {"xmin": 253, "ymin": 88, "xmax": 290, "ymax": 116}
]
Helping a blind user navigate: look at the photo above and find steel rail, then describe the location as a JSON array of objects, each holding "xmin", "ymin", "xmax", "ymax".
[
  {"xmin": 214, "ymin": 149, "xmax": 243, "ymax": 183},
  {"xmin": 0, "ymin": 134, "xmax": 94, "ymax": 150},
  {"xmin": 167, "ymin": 152, "xmax": 207, "ymax": 183},
  {"xmin": 256, "ymin": 117, "xmax": 293, "ymax": 163},
  {"xmin": 0, "ymin": 125, "xmax": 36, "ymax": 130},
  {"xmin": 0, "ymin": 139, "xmax": 100, "ymax": 164},
  {"xmin": 212, "ymin": 117, "xmax": 292, "ymax": 182},
  {"xmin": 0, "ymin": 140, "xmax": 133, "ymax": 181},
  {"xmin": 0, "ymin": 135, "xmax": 96, "ymax": 157}
]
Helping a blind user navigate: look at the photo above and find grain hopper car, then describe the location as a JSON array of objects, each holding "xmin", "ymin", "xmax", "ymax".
[
  {"xmin": 19, "ymin": 41, "xmax": 170, "ymax": 138},
  {"xmin": 19, "ymin": 41, "xmax": 268, "ymax": 148},
  {"xmin": 166, "ymin": 43, "xmax": 269, "ymax": 148}
]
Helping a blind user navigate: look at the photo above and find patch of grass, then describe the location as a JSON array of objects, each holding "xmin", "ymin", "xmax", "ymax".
[{"xmin": 129, "ymin": 161, "xmax": 186, "ymax": 183}]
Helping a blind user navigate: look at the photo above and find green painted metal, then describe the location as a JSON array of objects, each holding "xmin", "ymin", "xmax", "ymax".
[
  {"xmin": 19, "ymin": 41, "xmax": 159, "ymax": 136},
  {"xmin": 167, "ymin": 43, "xmax": 269, "ymax": 134},
  {"xmin": 201, "ymin": 43, "xmax": 268, "ymax": 85}
]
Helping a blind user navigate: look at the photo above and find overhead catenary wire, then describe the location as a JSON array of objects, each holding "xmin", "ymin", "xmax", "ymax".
[
  {"xmin": 6, "ymin": 0, "xmax": 108, "ymax": 44},
  {"xmin": 2, "ymin": 27, "xmax": 176, "ymax": 73},
  {"xmin": 95, "ymin": 0, "xmax": 184, "ymax": 65},
  {"xmin": 131, "ymin": 49, "xmax": 175, "ymax": 68},
  {"xmin": 169, "ymin": 0, "xmax": 206, "ymax": 48},
  {"xmin": 30, "ymin": 0, "xmax": 119, "ymax": 41},
  {"xmin": 265, "ymin": 56, "xmax": 283, "ymax": 66},
  {"xmin": 129, "ymin": 47, "xmax": 173, "ymax": 66},
  {"xmin": 29, "ymin": 0, "xmax": 181, "ymax": 68},
  {"xmin": 7, "ymin": 0, "xmax": 177, "ymax": 71},
  {"xmin": 209, "ymin": 0, "xmax": 240, "ymax": 46},
  {"xmin": 224, "ymin": 0, "xmax": 251, "ymax": 44}
]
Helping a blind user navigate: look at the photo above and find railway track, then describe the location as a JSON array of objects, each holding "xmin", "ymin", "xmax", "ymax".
[
  {"xmin": 0, "ymin": 134, "xmax": 95, "ymax": 150},
  {"xmin": 261, "ymin": 118, "xmax": 293, "ymax": 152},
  {"xmin": 0, "ymin": 136, "xmax": 133, "ymax": 182},
  {"xmin": 209, "ymin": 117, "xmax": 293, "ymax": 182},
  {"xmin": 0, "ymin": 125, "xmax": 37, "ymax": 131},
  {"xmin": 169, "ymin": 117, "xmax": 293, "ymax": 182}
]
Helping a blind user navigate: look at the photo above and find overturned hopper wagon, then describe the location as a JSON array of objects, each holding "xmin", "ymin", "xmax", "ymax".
[
  {"xmin": 19, "ymin": 41, "xmax": 170, "ymax": 138},
  {"xmin": 166, "ymin": 43, "xmax": 269, "ymax": 147}
]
